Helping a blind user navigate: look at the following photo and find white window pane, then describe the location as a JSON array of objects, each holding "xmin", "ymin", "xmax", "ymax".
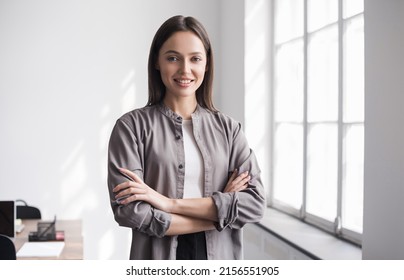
[
  {"xmin": 307, "ymin": 0, "xmax": 338, "ymax": 33},
  {"xmin": 306, "ymin": 124, "xmax": 338, "ymax": 221},
  {"xmin": 343, "ymin": 0, "xmax": 364, "ymax": 19},
  {"xmin": 343, "ymin": 15, "xmax": 364, "ymax": 123},
  {"xmin": 271, "ymin": 0, "xmax": 364, "ymax": 242},
  {"xmin": 342, "ymin": 124, "xmax": 364, "ymax": 233},
  {"xmin": 274, "ymin": 41, "xmax": 304, "ymax": 122},
  {"xmin": 273, "ymin": 123, "xmax": 303, "ymax": 209},
  {"xmin": 308, "ymin": 25, "xmax": 339, "ymax": 122},
  {"xmin": 275, "ymin": 0, "xmax": 304, "ymax": 44}
]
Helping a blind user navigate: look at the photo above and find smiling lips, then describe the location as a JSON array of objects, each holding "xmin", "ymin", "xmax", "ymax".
[{"xmin": 174, "ymin": 78, "xmax": 194, "ymax": 87}]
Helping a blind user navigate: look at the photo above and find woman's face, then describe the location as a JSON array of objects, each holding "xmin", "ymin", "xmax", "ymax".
[{"xmin": 157, "ymin": 31, "xmax": 207, "ymax": 100}]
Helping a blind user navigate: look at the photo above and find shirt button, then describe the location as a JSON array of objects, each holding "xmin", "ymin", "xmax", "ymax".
[{"xmin": 179, "ymin": 164, "xmax": 184, "ymax": 169}]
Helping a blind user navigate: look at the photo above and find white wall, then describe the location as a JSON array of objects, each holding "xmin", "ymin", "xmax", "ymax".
[
  {"xmin": 0, "ymin": 0, "xmax": 220, "ymax": 259},
  {"xmin": 362, "ymin": 0, "xmax": 404, "ymax": 259},
  {"xmin": 218, "ymin": 0, "xmax": 271, "ymax": 193},
  {"xmin": 218, "ymin": 0, "xmax": 245, "ymax": 123},
  {"xmin": 244, "ymin": 0, "xmax": 271, "ymax": 195}
]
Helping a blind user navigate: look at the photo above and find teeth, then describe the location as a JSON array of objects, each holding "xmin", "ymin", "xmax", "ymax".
[{"xmin": 176, "ymin": 79, "xmax": 192, "ymax": 84}]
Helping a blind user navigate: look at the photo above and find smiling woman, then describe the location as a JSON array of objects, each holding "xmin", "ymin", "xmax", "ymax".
[
  {"xmin": 156, "ymin": 31, "xmax": 207, "ymax": 105},
  {"xmin": 107, "ymin": 15, "xmax": 265, "ymax": 260}
]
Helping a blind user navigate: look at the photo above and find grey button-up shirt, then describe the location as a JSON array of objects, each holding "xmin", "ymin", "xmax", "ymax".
[{"xmin": 107, "ymin": 103, "xmax": 265, "ymax": 259}]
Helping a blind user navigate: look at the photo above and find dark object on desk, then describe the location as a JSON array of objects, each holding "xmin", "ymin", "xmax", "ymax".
[
  {"xmin": 0, "ymin": 200, "xmax": 15, "ymax": 238},
  {"xmin": 16, "ymin": 199, "xmax": 42, "ymax": 219},
  {"xmin": 29, "ymin": 230, "xmax": 65, "ymax": 242},
  {"xmin": 28, "ymin": 216, "xmax": 64, "ymax": 241},
  {"xmin": 0, "ymin": 234, "xmax": 17, "ymax": 260}
]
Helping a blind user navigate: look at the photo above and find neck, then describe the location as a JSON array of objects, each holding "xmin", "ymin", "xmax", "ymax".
[{"xmin": 164, "ymin": 96, "xmax": 197, "ymax": 120}]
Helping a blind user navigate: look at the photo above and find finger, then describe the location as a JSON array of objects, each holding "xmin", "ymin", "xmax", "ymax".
[
  {"xmin": 228, "ymin": 169, "xmax": 238, "ymax": 181},
  {"xmin": 113, "ymin": 180, "xmax": 144, "ymax": 193},
  {"xmin": 113, "ymin": 181, "xmax": 132, "ymax": 193},
  {"xmin": 225, "ymin": 183, "xmax": 244, "ymax": 193},
  {"xmin": 119, "ymin": 168, "xmax": 143, "ymax": 183},
  {"xmin": 115, "ymin": 188, "xmax": 132, "ymax": 199},
  {"xmin": 118, "ymin": 194, "xmax": 138, "ymax": 205},
  {"xmin": 239, "ymin": 175, "xmax": 251, "ymax": 187},
  {"xmin": 119, "ymin": 193, "xmax": 147, "ymax": 205},
  {"xmin": 232, "ymin": 171, "xmax": 249, "ymax": 185},
  {"xmin": 115, "ymin": 185, "xmax": 146, "ymax": 199},
  {"xmin": 115, "ymin": 188, "xmax": 131, "ymax": 199},
  {"xmin": 231, "ymin": 180, "xmax": 250, "ymax": 192},
  {"xmin": 228, "ymin": 175, "xmax": 251, "ymax": 192},
  {"xmin": 235, "ymin": 183, "xmax": 249, "ymax": 192}
]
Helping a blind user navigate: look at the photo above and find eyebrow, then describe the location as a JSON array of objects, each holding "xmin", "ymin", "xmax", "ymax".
[{"xmin": 163, "ymin": 50, "xmax": 204, "ymax": 56}]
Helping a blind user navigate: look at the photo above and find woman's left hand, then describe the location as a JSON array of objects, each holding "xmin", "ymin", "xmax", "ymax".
[
  {"xmin": 224, "ymin": 169, "xmax": 250, "ymax": 193},
  {"xmin": 113, "ymin": 168, "xmax": 173, "ymax": 212}
]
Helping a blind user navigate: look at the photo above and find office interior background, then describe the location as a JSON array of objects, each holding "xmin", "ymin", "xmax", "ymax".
[{"xmin": 1, "ymin": 0, "xmax": 403, "ymax": 260}]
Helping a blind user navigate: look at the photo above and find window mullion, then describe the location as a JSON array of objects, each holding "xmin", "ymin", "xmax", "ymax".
[
  {"xmin": 301, "ymin": 0, "xmax": 308, "ymax": 220},
  {"xmin": 336, "ymin": 0, "xmax": 344, "ymax": 236},
  {"xmin": 268, "ymin": 0, "xmax": 275, "ymax": 207}
]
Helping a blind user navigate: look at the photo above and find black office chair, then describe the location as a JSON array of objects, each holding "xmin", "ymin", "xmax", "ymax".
[
  {"xmin": 16, "ymin": 199, "xmax": 42, "ymax": 219},
  {"xmin": 0, "ymin": 234, "xmax": 17, "ymax": 260}
]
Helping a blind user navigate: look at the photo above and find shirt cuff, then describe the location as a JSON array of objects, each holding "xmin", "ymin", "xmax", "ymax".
[
  {"xmin": 140, "ymin": 208, "xmax": 171, "ymax": 238},
  {"xmin": 211, "ymin": 191, "xmax": 239, "ymax": 231}
]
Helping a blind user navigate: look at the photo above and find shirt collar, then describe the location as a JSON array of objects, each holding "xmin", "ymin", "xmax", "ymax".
[{"xmin": 157, "ymin": 102, "xmax": 202, "ymax": 122}]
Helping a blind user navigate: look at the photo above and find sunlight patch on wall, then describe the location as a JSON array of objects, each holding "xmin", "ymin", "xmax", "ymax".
[
  {"xmin": 60, "ymin": 140, "xmax": 84, "ymax": 173},
  {"xmin": 121, "ymin": 69, "xmax": 136, "ymax": 114},
  {"xmin": 100, "ymin": 105, "xmax": 113, "ymax": 151},
  {"xmin": 244, "ymin": 0, "xmax": 271, "ymax": 192},
  {"xmin": 99, "ymin": 228, "xmax": 115, "ymax": 259},
  {"xmin": 59, "ymin": 141, "xmax": 98, "ymax": 217}
]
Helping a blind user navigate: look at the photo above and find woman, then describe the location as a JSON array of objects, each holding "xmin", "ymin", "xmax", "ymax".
[{"xmin": 107, "ymin": 15, "xmax": 265, "ymax": 260}]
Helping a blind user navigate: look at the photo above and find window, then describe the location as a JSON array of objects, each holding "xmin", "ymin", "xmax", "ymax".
[{"xmin": 271, "ymin": 0, "xmax": 364, "ymax": 244}]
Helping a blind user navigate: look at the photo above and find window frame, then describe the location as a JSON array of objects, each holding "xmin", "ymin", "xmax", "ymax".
[{"xmin": 269, "ymin": 0, "xmax": 364, "ymax": 246}]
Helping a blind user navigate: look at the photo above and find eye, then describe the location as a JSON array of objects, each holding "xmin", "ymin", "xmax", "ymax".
[
  {"xmin": 167, "ymin": 56, "xmax": 179, "ymax": 62},
  {"xmin": 192, "ymin": 56, "xmax": 203, "ymax": 62}
]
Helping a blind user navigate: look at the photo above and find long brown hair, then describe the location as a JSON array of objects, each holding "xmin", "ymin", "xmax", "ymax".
[{"xmin": 147, "ymin": 15, "xmax": 216, "ymax": 111}]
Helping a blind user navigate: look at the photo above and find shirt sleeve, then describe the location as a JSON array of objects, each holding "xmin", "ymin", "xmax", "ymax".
[
  {"xmin": 211, "ymin": 121, "xmax": 266, "ymax": 231},
  {"xmin": 107, "ymin": 118, "xmax": 171, "ymax": 238}
]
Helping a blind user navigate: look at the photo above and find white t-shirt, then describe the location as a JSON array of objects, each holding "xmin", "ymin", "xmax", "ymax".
[{"xmin": 182, "ymin": 119, "xmax": 204, "ymax": 198}]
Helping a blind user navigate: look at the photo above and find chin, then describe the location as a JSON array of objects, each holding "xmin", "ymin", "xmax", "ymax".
[{"xmin": 170, "ymin": 87, "xmax": 198, "ymax": 97}]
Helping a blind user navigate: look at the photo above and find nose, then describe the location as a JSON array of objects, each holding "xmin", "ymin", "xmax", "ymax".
[{"xmin": 179, "ymin": 60, "xmax": 191, "ymax": 74}]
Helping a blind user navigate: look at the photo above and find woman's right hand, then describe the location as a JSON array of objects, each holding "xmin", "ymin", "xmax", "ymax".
[{"xmin": 224, "ymin": 170, "xmax": 251, "ymax": 193}]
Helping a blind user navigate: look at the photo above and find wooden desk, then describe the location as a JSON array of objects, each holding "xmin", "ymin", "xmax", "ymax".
[{"xmin": 14, "ymin": 219, "xmax": 83, "ymax": 260}]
